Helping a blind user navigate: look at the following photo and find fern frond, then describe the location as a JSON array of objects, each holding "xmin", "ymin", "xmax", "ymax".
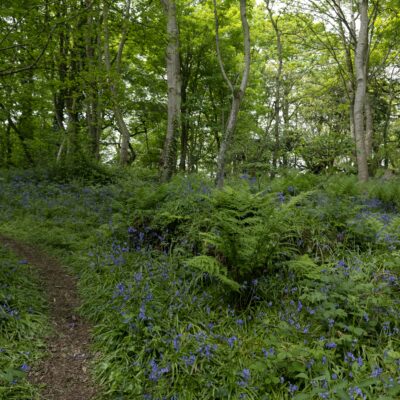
[
  {"xmin": 286, "ymin": 254, "xmax": 321, "ymax": 280},
  {"xmin": 186, "ymin": 255, "xmax": 241, "ymax": 292}
]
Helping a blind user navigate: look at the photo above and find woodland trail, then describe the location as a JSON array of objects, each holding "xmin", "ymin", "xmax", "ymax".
[{"xmin": 0, "ymin": 235, "xmax": 97, "ymax": 400}]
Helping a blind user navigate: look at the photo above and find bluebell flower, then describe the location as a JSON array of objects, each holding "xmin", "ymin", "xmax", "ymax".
[
  {"xmin": 227, "ymin": 336, "xmax": 237, "ymax": 348},
  {"xmin": 20, "ymin": 364, "xmax": 30, "ymax": 372},
  {"xmin": 182, "ymin": 354, "xmax": 196, "ymax": 367},
  {"xmin": 287, "ymin": 186, "xmax": 296, "ymax": 194},
  {"xmin": 336, "ymin": 260, "xmax": 346, "ymax": 268},
  {"xmin": 346, "ymin": 352, "xmax": 356, "ymax": 363},
  {"xmin": 349, "ymin": 386, "xmax": 366, "ymax": 399},
  {"xmin": 148, "ymin": 358, "xmax": 169, "ymax": 382},
  {"xmin": 138, "ymin": 304, "xmax": 146, "ymax": 321},
  {"xmin": 173, "ymin": 334, "xmax": 182, "ymax": 352},
  {"xmin": 325, "ymin": 342, "xmax": 337, "ymax": 349},
  {"xmin": 238, "ymin": 368, "xmax": 251, "ymax": 387},
  {"xmin": 242, "ymin": 369, "xmax": 251, "ymax": 380},
  {"xmin": 288, "ymin": 383, "xmax": 298, "ymax": 394},
  {"xmin": 371, "ymin": 367, "xmax": 383, "ymax": 378},
  {"xmin": 297, "ymin": 300, "xmax": 303, "ymax": 312},
  {"xmin": 134, "ymin": 272, "xmax": 142, "ymax": 284}
]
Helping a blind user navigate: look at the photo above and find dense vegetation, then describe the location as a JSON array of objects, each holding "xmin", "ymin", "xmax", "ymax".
[
  {"xmin": 0, "ymin": 244, "xmax": 47, "ymax": 399},
  {"xmin": 1, "ymin": 0, "xmax": 399, "ymax": 180},
  {"xmin": 1, "ymin": 170, "xmax": 400, "ymax": 399},
  {"xmin": 1, "ymin": 0, "xmax": 400, "ymax": 399}
]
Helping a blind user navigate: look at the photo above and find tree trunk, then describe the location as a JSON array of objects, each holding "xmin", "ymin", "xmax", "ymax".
[
  {"xmin": 103, "ymin": 0, "xmax": 133, "ymax": 166},
  {"xmin": 179, "ymin": 73, "xmax": 189, "ymax": 171},
  {"xmin": 53, "ymin": 1, "xmax": 69, "ymax": 163},
  {"xmin": 383, "ymin": 95, "xmax": 393, "ymax": 169},
  {"xmin": 214, "ymin": 0, "xmax": 251, "ymax": 189},
  {"xmin": 216, "ymin": 95, "xmax": 242, "ymax": 187},
  {"xmin": 160, "ymin": 0, "xmax": 181, "ymax": 182},
  {"xmin": 353, "ymin": 0, "xmax": 369, "ymax": 182},
  {"xmin": 365, "ymin": 91, "xmax": 373, "ymax": 158},
  {"xmin": 265, "ymin": 1, "xmax": 283, "ymax": 177},
  {"xmin": 7, "ymin": 114, "xmax": 34, "ymax": 165},
  {"xmin": 5, "ymin": 121, "xmax": 12, "ymax": 165},
  {"xmin": 84, "ymin": 0, "xmax": 102, "ymax": 161}
]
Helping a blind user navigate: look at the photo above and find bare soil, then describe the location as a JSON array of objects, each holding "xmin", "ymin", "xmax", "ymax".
[{"xmin": 0, "ymin": 235, "xmax": 97, "ymax": 400}]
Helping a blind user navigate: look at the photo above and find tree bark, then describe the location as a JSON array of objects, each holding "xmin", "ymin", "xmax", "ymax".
[
  {"xmin": 6, "ymin": 114, "xmax": 34, "ymax": 165},
  {"xmin": 364, "ymin": 91, "xmax": 373, "ymax": 158},
  {"xmin": 4, "ymin": 121, "xmax": 12, "ymax": 166},
  {"xmin": 214, "ymin": 0, "xmax": 251, "ymax": 189},
  {"xmin": 179, "ymin": 65, "xmax": 189, "ymax": 171},
  {"xmin": 103, "ymin": 0, "xmax": 133, "ymax": 166},
  {"xmin": 84, "ymin": 0, "xmax": 102, "ymax": 161},
  {"xmin": 160, "ymin": 0, "xmax": 181, "ymax": 182},
  {"xmin": 353, "ymin": 0, "xmax": 369, "ymax": 182},
  {"xmin": 265, "ymin": 1, "xmax": 283, "ymax": 177},
  {"xmin": 382, "ymin": 95, "xmax": 393, "ymax": 169}
]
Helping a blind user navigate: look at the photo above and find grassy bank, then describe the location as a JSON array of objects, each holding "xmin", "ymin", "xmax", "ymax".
[{"xmin": 0, "ymin": 245, "xmax": 48, "ymax": 400}]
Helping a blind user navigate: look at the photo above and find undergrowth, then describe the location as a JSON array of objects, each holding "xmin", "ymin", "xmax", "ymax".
[
  {"xmin": 0, "ymin": 246, "xmax": 48, "ymax": 400},
  {"xmin": 0, "ymin": 169, "xmax": 400, "ymax": 399}
]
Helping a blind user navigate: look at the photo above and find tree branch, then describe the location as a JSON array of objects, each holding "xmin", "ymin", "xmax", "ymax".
[{"xmin": 213, "ymin": 0, "xmax": 234, "ymax": 94}]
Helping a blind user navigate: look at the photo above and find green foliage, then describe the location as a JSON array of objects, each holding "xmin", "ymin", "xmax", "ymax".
[
  {"xmin": 1, "ymin": 171, "xmax": 400, "ymax": 399},
  {"xmin": 186, "ymin": 255, "xmax": 241, "ymax": 291},
  {"xmin": 0, "ymin": 247, "xmax": 47, "ymax": 399},
  {"xmin": 192, "ymin": 186, "xmax": 299, "ymax": 284}
]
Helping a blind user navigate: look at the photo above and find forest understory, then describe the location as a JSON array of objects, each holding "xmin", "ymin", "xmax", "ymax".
[{"xmin": 1, "ymin": 169, "xmax": 400, "ymax": 400}]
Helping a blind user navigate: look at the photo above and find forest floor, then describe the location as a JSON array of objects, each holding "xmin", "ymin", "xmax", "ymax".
[
  {"xmin": 0, "ymin": 235, "xmax": 97, "ymax": 400},
  {"xmin": 1, "ymin": 172, "xmax": 400, "ymax": 399}
]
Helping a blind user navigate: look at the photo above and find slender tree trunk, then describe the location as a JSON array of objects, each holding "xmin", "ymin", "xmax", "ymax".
[
  {"xmin": 179, "ymin": 74, "xmax": 189, "ymax": 171},
  {"xmin": 66, "ymin": 96, "xmax": 80, "ymax": 157},
  {"xmin": 63, "ymin": 1, "xmax": 86, "ymax": 161},
  {"xmin": 282, "ymin": 84, "xmax": 290, "ymax": 167},
  {"xmin": 214, "ymin": 0, "xmax": 251, "ymax": 189},
  {"xmin": 365, "ymin": 92, "xmax": 373, "ymax": 158},
  {"xmin": 216, "ymin": 96, "xmax": 242, "ymax": 187},
  {"xmin": 103, "ymin": 0, "xmax": 133, "ymax": 166},
  {"xmin": 353, "ymin": 0, "xmax": 369, "ymax": 182},
  {"xmin": 337, "ymin": 2, "xmax": 356, "ymax": 142},
  {"xmin": 160, "ymin": 0, "xmax": 181, "ymax": 182},
  {"xmin": 53, "ymin": 1, "xmax": 69, "ymax": 163},
  {"xmin": 383, "ymin": 96, "xmax": 393, "ymax": 169},
  {"xmin": 84, "ymin": 0, "xmax": 102, "ymax": 161},
  {"xmin": 7, "ymin": 115, "xmax": 34, "ymax": 165},
  {"xmin": 266, "ymin": 1, "xmax": 283, "ymax": 177},
  {"xmin": 3, "ymin": 120, "xmax": 12, "ymax": 166}
]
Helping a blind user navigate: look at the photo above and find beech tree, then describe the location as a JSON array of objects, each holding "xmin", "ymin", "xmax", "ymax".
[
  {"xmin": 103, "ymin": 0, "xmax": 134, "ymax": 166},
  {"xmin": 353, "ymin": 0, "xmax": 370, "ymax": 181},
  {"xmin": 160, "ymin": 0, "xmax": 181, "ymax": 182},
  {"xmin": 214, "ymin": 0, "xmax": 251, "ymax": 188}
]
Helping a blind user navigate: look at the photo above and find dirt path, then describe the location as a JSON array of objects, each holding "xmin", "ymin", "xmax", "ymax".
[{"xmin": 0, "ymin": 235, "xmax": 97, "ymax": 400}]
